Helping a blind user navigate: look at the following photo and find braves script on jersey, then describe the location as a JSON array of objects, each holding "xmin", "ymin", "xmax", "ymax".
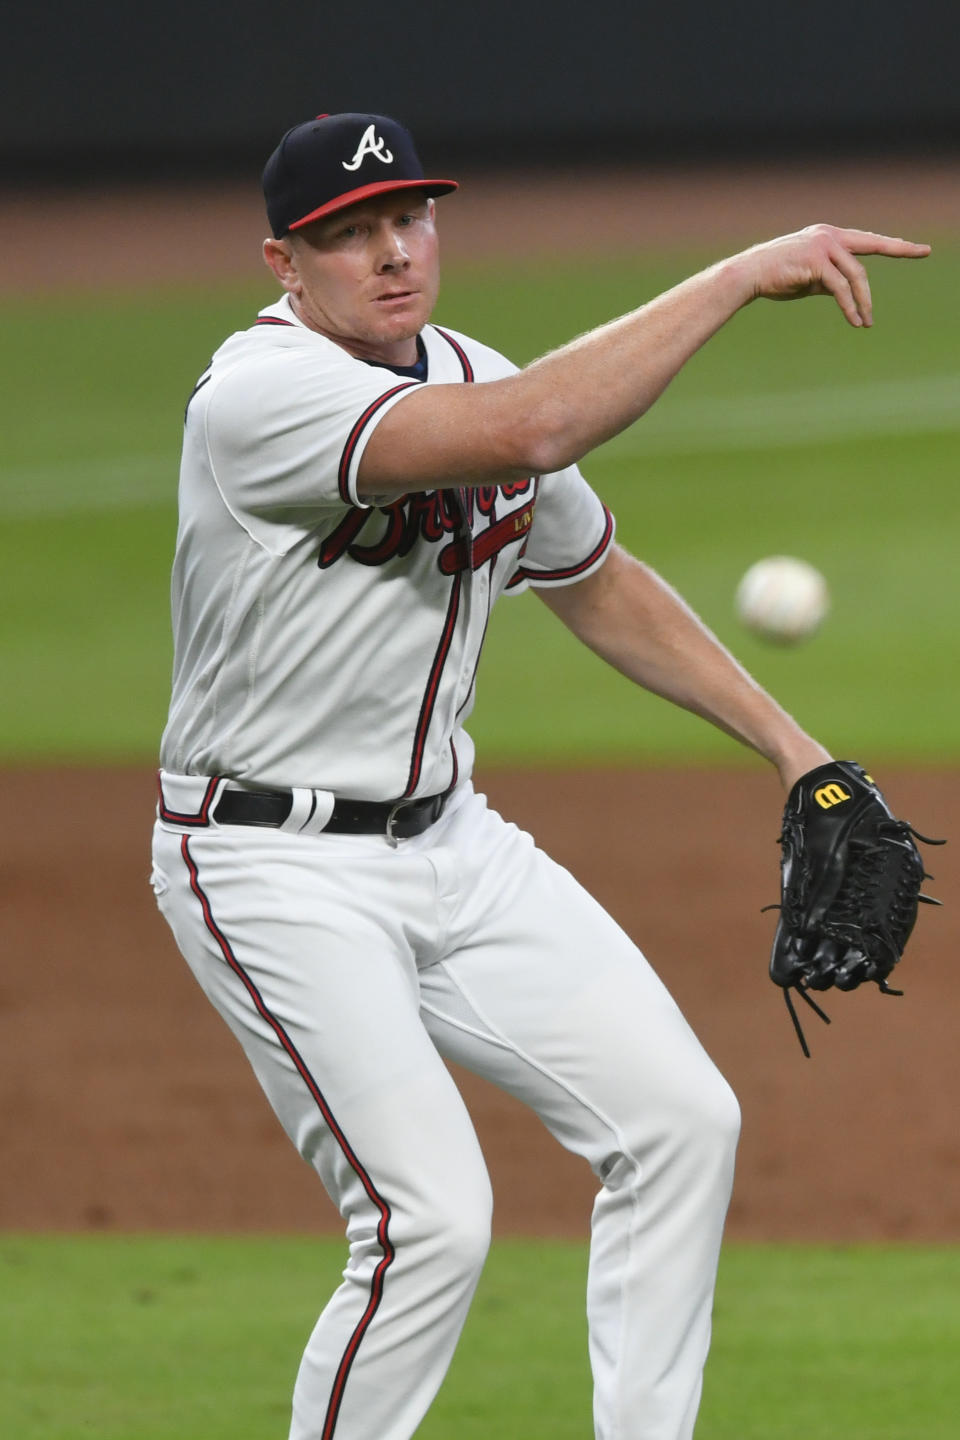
[{"xmin": 161, "ymin": 294, "xmax": 614, "ymax": 797}]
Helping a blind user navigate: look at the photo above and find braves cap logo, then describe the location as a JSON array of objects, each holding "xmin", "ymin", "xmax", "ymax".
[{"xmin": 342, "ymin": 124, "xmax": 395, "ymax": 172}]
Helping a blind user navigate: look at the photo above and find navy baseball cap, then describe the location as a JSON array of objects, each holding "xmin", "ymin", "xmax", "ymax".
[{"xmin": 262, "ymin": 113, "xmax": 459, "ymax": 237}]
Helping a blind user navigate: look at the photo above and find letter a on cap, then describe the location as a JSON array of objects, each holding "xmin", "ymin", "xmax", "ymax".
[{"xmin": 342, "ymin": 124, "xmax": 394, "ymax": 172}]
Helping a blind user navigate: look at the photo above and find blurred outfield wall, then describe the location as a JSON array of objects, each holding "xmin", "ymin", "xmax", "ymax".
[{"xmin": 6, "ymin": 1, "xmax": 959, "ymax": 178}]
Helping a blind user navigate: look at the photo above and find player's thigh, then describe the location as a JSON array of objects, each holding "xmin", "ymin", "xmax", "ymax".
[
  {"xmin": 151, "ymin": 822, "xmax": 491, "ymax": 1227},
  {"xmin": 419, "ymin": 800, "xmax": 738, "ymax": 1175}
]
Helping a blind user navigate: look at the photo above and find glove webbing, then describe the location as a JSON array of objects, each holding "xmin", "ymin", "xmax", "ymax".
[{"xmin": 769, "ymin": 821, "xmax": 943, "ymax": 1058}]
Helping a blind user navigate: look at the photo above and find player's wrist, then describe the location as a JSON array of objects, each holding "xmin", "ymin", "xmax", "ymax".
[
  {"xmin": 770, "ymin": 738, "xmax": 833, "ymax": 793},
  {"xmin": 711, "ymin": 251, "xmax": 763, "ymax": 311}
]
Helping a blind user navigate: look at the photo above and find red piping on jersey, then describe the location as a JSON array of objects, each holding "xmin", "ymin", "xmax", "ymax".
[
  {"xmin": 180, "ymin": 837, "xmax": 394, "ymax": 1440},
  {"xmin": 399, "ymin": 326, "xmax": 476, "ymax": 794},
  {"xmin": 517, "ymin": 503, "xmax": 614, "ymax": 584},
  {"xmin": 254, "ymin": 316, "xmax": 297, "ymax": 326},
  {"xmin": 337, "ymin": 383, "xmax": 420, "ymax": 506},
  {"xmin": 404, "ymin": 570, "xmax": 463, "ymax": 797},
  {"xmin": 156, "ymin": 772, "xmax": 220, "ymax": 827},
  {"xmin": 432, "ymin": 326, "xmax": 475, "ymax": 382}
]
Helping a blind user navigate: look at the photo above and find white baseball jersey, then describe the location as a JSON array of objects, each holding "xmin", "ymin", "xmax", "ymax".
[
  {"xmin": 160, "ymin": 293, "xmax": 615, "ymax": 798},
  {"xmin": 152, "ymin": 287, "xmax": 739, "ymax": 1440}
]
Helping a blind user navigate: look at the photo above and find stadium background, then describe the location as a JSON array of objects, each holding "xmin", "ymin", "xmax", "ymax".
[
  {"xmin": 1, "ymin": 5, "xmax": 959, "ymax": 1436},
  {"xmin": 3, "ymin": 0, "xmax": 959, "ymax": 171}
]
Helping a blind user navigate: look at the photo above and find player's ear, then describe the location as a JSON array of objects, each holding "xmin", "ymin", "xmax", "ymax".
[{"xmin": 263, "ymin": 237, "xmax": 299, "ymax": 293}]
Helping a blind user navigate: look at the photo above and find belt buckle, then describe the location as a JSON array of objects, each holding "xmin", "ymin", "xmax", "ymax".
[
  {"xmin": 385, "ymin": 795, "xmax": 441, "ymax": 843},
  {"xmin": 385, "ymin": 800, "xmax": 406, "ymax": 844}
]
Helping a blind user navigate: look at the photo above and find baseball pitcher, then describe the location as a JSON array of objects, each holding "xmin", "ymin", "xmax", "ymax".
[{"xmin": 150, "ymin": 112, "xmax": 935, "ymax": 1440}]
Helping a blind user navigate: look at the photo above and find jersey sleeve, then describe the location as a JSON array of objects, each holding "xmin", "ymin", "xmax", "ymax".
[
  {"xmin": 505, "ymin": 464, "xmax": 615, "ymax": 595},
  {"xmin": 202, "ymin": 339, "xmax": 421, "ymax": 532}
]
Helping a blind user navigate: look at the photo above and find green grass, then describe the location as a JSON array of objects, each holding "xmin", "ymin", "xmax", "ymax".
[
  {"xmin": 479, "ymin": 427, "xmax": 959, "ymax": 765},
  {"xmin": 1, "ymin": 248, "xmax": 957, "ymax": 764},
  {"xmin": 1, "ymin": 1236, "xmax": 958, "ymax": 1438}
]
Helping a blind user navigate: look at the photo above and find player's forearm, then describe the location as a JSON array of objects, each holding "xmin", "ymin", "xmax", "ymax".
[
  {"xmin": 541, "ymin": 547, "xmax": 830, "ymax": 786},
  {"xmin": 359, "ymin": 257, "xmax": 754, "ymax": 494},
  {"xmin": 358, "ymin": 225, "xmax": 928, "ymax": 498},
  {"xmin": 504, "ymin": 226, "xmax": 926, "ymax": 479},
  {"xmin": 507, "ymin": 257, "xmax": 752, "ymax": 476}
]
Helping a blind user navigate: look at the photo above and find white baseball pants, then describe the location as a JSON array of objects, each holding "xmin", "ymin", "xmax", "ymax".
[{"xmin": 151, "ymin": 778, "xmax": 740, "ymax": 1440}]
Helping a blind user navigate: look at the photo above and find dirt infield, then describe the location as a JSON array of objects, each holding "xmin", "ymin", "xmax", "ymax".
[{"xmin": 1, "ymin": 764, "xmax": 956, "ymax": 1241}]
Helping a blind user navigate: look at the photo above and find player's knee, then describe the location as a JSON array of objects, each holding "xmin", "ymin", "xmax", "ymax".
[
  {"xmin": 680, "ymin": 1070, "xmax": 741, "ymax": 1179},
  {"xmin": 405, "ymin": 1176, "xmax": 493, "ymax": 1283},
  {"xmin": 440, "ymin": 1200, "xmax": 492, "ymax": 1283},
  {"xmin": 445, "ymin": 1174, "xmax": 493, "ymax": 1271},
  {"xmin": 607, "ymin": 1068, "xmax": 740, "ymax": 1194},
  {"xmin": 707, "ymin": 1073, "xmax": 741, "ymax": 1154}
]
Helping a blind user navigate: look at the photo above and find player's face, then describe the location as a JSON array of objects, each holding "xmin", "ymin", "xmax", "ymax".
[{"xmin": 266, "ymin": 192, "xmax": 441, "ymax": 366}]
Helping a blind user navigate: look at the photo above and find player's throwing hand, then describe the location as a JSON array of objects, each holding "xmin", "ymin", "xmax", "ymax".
[{"xmin": 737, "ymin": 223, "xmax": 931, "ymax": 328}]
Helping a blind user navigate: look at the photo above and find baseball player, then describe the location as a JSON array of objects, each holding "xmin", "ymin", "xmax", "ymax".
[{"xmin": 150, "ymin": 112, "xmax": 929, "ymax": 1440}]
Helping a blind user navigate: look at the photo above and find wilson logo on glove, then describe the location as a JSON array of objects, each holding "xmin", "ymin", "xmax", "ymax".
[{"xmin": 813, "ymin": 782, "xmax": 851, "ymax": 809}]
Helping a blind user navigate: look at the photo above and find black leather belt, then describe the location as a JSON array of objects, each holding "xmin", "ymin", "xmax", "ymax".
[{"xmin": 213, "ymin": 787, "xmax": 447, "ymax": 839}]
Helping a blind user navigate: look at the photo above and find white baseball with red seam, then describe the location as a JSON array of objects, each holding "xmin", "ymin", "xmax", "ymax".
[{"xmin": 735, "ymin": 556, "xmax": 829, "ymax": 644}]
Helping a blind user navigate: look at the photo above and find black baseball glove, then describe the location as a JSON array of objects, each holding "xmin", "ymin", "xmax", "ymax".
[{"xmin": 767, "ymin": 760, "xmax": 944, "ymax": 1055}]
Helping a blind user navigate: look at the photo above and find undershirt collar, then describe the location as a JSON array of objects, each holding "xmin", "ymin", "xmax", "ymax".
[{"xmin": 361, "ymin": 334, "xmax": 428, "ymax": 382}]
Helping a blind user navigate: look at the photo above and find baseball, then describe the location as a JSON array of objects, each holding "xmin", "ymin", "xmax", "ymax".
[{"xmin": 735, "ymin": 556, "xmax": 830, "ymax": 644}]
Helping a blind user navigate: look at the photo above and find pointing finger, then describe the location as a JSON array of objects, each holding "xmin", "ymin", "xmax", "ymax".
[{"xmin": 833, "ymin": 229, "xmax": 931, "ymax": 259}]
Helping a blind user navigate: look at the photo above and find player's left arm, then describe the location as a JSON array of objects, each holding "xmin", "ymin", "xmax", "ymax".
[{"xmin": 537, "ymin": 543, "xmax": 830, "ymax": 790}]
